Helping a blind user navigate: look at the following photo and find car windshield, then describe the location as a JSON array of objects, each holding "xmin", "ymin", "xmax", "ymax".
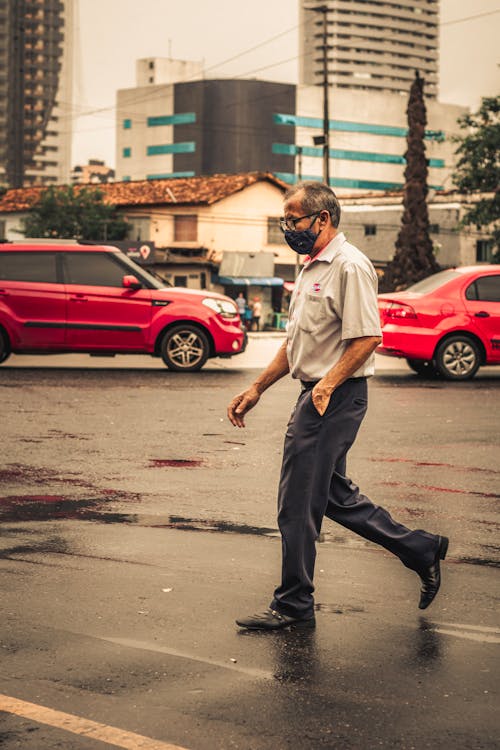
[
  {"xmin": 118, "ymin": 253, "xmax": 171, "ymax": 288},
  {"xmin": 405, "ymin": 269, "xmax": 461, "ymax": 294}
]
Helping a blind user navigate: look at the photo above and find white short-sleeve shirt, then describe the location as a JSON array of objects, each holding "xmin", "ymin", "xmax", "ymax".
[{"xmin": 286, "ymin": 232, "xmax": 382, "ymax": 381}]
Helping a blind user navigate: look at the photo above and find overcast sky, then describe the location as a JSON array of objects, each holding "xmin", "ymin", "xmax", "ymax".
[{"xmin": 71, "ymin": 0, "xmax": 500, "ymax": 167}]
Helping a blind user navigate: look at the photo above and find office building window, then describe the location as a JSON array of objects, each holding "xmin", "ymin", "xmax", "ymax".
[
  {"xmin": 364, "ymin": 224, "xmax": 377, "ymax": 236},
  {"xmin": 429, "ymin": 224, "xmax": 440, "ymax": 233},
  {"xmin": 123, "ymin": 147, "xmax": 131, "ymax": 158},
  {"xmin": 123, "ymin": 119, "xmax": 132, "ymax": 129},
  {"xmin": 174, "ymin": 215, "xmax": 198, "ymax": 242}
]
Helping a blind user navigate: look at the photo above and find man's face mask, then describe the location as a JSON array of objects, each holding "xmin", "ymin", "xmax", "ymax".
[{"xmin": 282, "ymin": 213, "xmax": 320, "ymax": 255}]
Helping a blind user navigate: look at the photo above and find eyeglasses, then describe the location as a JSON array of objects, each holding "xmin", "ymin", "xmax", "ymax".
[{"xmin": 279, "ymin": 213, "xmax": 320, "ymax": 233}]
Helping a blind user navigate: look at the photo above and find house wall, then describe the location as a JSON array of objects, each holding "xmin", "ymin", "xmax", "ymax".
[
  {"xmin": 125, "ymin": 180, "xmax": 294, "ymax": 263},
  {"xmin": 340, "ymin": 198, "xmax": 481, "ymax": 267}
]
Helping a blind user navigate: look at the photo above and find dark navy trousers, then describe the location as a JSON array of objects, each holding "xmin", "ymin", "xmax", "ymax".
[{"xmin": 270, "ymin": 377, "xmax": 440, "ymax": 618}]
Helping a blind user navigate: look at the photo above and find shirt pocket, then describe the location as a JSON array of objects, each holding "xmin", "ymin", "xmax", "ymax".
[{"xmin": 298, "ymin": 293, "xmax": 326, "ymax": 333}]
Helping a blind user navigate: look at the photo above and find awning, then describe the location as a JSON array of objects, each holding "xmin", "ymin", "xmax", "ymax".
[{"xmin": 217, "ymin": 276, "xmax": 284, "ymax": 287}]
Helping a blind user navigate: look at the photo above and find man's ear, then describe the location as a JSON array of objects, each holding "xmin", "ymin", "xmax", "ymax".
[{"xmin": 319, "ymin": 210, "xmax": 330, "ymax": 227}]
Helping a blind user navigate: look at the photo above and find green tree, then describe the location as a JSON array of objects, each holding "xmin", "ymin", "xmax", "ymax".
[
  {"xmin": 382, "ymin": 72, "xmax": 440, "ymax": 291},
  {"xmin": 452, "ymin": 95, "xmax": 500, "ymax": 262},
  {"xmin": 21, "ymin": 185, "xmax": 130, "ymax": 241}
]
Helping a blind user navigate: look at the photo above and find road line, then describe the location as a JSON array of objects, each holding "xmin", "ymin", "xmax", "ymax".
[
  {"xmin": 99, "ymin": 636, "xmax": 273, "ymax": 680},
  {"xmin": 433, "ymin": 628, "xmax": 500, "ymax": 644},
  {"xmin": 0, "ymin": 693, "xmax": 188, "ymax": 750},
  {"xmin": 430, "ymin": 621, "xmax": 500, "ymax": 644},
  {"xmin": 434, "ymin": 621, "xmax": 500, "ymax": 635}
]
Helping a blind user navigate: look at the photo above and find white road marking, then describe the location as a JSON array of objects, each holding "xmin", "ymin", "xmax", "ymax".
[
  {"xmin": 0, "ymin": 693, "xmax": 188, "ymax": 749},
  {"xmin": 431, "ymin": 621, "xmax": 500, "ymax": 644},
  {"xmin": 98, "ymin": 636, "xmax": 273, "ymax": 680}
]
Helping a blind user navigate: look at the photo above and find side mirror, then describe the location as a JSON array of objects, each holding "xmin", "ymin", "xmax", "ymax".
[{"xmin": 123, "ymin": 275, "xmax": 142, "ymax": 290}]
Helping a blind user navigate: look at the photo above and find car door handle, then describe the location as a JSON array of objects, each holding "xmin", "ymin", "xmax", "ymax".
[
  {"xmin": 69, "ymin": 295, "xmax": 88, "ymax": 302},
  {"xmin": 474, "ymin": 311, "xmax": 490, "ymax": 318}
]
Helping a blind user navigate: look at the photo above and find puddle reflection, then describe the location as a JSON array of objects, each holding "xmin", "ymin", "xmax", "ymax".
[
  {"xmin": 406, "ymin": 617, "xmax": 444, "ymax": 666},
  {"xmin": 239, "ymin": 628, "xmax": 319, "ymax": 684}
]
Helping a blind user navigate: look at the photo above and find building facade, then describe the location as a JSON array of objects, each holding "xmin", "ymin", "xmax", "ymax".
[
  {"xmin": 116, "ymin": 58, "xmax": 463, "ymax": 196},
  {"xmin": 0, "ymin": 0, "xmax": 73, "ymax": 188},
  {"xmin": 71, "ymin": 159, "xmax": 115, "ymax": 184},
  {"xmin": 299, "ymin": 0, "xmax": 439, "ymax": 98}
]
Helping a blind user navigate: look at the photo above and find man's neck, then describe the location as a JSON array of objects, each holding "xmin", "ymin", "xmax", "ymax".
[{"xmin": 309, "ymin": 227, "xmax": 338, "ymax": 258}]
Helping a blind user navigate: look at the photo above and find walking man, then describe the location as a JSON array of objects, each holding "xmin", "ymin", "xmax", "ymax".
[{"xmin": 227, "ymin": 182, "xmax": 448, "ymax": 631}]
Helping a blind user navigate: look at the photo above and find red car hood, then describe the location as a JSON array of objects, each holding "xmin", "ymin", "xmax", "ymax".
[{"xmin": 154, "ymin": 287, "xmax": 232, "ymax": 303}]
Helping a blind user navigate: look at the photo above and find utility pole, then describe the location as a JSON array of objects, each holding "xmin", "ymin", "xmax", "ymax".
[
  {"xmin": 296, "ymin": 146, "xmax": 303, "ymax": 182},
  {"xmin": 305, "ymin": 4, "xmax": 331, "ymax": 185}
]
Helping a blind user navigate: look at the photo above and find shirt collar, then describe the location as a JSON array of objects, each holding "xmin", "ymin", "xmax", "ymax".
[{"xmin": 303, "ymin": 232, "xmax": 346, "ymax": 266}]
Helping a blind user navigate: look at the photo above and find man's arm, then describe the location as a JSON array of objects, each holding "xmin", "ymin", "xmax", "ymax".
[
  {"xmin": 311, "ymin": 335, "xmax": 381, "ymax": 416},
  {"xmin": 227, "ymin": 340, "xmax": 290, "ymax": 428}
]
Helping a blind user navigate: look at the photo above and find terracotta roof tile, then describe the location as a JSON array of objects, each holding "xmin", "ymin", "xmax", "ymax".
[{"xmin": 0, "ymin": 172, "xmax": 288, "ymax": 214}]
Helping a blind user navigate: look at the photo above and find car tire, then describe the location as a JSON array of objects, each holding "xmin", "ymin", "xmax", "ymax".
[
  {"xmin": 434, "ymin": 335, "xmax": 481, "ymax": 381},
  {"xmin": 160, "ymin": 324, "xmax": 210, "ymax": 372},
  {"xmin": 0, "ymin": 329, "xmax": 10, "ymax": 364},
  {"xmin": 406, "ymin": 358, "xmax": 439, "ymax": 377}
]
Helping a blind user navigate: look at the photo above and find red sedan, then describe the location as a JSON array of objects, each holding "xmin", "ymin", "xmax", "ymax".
[{"xmin": 377, "ymin": 265, "xmax": 500, "ymax": 380}]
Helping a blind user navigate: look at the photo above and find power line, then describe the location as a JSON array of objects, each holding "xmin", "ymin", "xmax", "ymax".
[
  {"xmin": 65, "ymin": 24, "xmax": 301, "ymax": 121},
  {"xmin": 57, "ymin": 10, "xmax": 492, "ymax": 125},
  {"xmin": 194, "ymin": 25, "xmax": 299, "ymax": 76},
  {"xmin": 441, "ymin": 9, "xmax": 500, "ymax": 26}
]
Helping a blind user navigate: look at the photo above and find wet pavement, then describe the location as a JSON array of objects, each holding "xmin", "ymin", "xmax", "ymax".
[{"xmin": 0, "ymin": 358, "xmax": 499, "ymax": 749}]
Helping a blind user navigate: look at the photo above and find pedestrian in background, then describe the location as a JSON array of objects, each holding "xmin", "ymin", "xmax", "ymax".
[
  {"xmin": 235, "ymin": 292, "xmax": 246, "ymax": 318},
  {"xmin": 251, "ymin": 296, "xmax": 262, "ymax": 331},
  {"xmin": 228, "ymin": 181, "xmax": 448, "ymax": 631}
]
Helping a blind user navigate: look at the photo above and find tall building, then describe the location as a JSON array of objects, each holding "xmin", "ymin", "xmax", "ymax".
[
  {"xmin": 0, "ymin": 0, "xmax": 73, "ymax": 188},
  {"xmin": 299, "ymin": 0, "xmax": 439, "ymax": 98},
  {"xmin": 116, "ymin": 59, "xmax": 463, "ymax": 195}
]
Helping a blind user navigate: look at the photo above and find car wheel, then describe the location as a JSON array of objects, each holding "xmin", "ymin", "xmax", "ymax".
[
  {"xmin": 435, "ymin": 335, "xmax": 481, "ymax": 381},
  {"xmin": 0, "ymin": 329, "xmax": 10, "ymax": 364},
  {"xmin": 160, "ymin": 324, "xmax": 209, "ymax": 372},
  {"xmin": 406, "ymin": 358, "xmax": 438, "ymax": 377}
]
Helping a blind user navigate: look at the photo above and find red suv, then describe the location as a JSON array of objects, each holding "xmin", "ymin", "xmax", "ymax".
[
  {"xmin": 0, "ymin": 243, "xmax": 246, "ymax": 371},
  {"xmin": 377, "ymin": 265, "xmax": 500, "ymax": 380}
]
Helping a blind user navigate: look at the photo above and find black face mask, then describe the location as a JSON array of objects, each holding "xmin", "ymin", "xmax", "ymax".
[
  {"xmin": 284, "ymin": 227, "xmax": 318, "ymax": 255},
  {"xmin": 283, "ymin": 214, "xmax": 321, "ymax": 255}
]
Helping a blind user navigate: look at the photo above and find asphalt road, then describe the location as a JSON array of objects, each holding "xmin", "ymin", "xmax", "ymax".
[{"xmin": 0, "ymin": 353, "xmax": 499, "ymax": 749}]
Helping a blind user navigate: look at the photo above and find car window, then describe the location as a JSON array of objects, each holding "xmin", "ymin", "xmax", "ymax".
[
  {"xmin": 0, "ymin": 252, "xmax": 59, "ymax": 283},
  {"xmin": 64, "ymin": 252, "xmax": 127, "ymax": 287},
  {"xmin": 475, "ymin": 275, "xmax": 500, "ymax": 302},
  {"xmin": 405, "ymin": 269, "xmax": 461, "ymax": 294}
]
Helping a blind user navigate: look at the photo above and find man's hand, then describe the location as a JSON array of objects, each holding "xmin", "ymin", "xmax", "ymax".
[
  {"xmin": 227, "ymin": 385, "xmax": 261, "ymax": 428},
  {"xmin": 311, "ymin": 381, "xmax": 333, "ymax": 416}
]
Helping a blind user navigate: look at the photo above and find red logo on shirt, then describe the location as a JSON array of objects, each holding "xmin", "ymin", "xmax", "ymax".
[{"xmin": 312, "ymin": 282, "xmax": 321, "ymax": 293}]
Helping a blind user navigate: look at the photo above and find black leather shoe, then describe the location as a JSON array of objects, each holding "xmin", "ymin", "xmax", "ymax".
[
  {"xmin": 418, "ymin": 536, "xmax": 449, "ymax": 610},
  {"xmin": 236, "ymin": 608, "xmax": 316, "ymax": 630}
]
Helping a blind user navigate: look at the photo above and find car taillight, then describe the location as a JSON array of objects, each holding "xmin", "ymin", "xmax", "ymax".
[
  {"xmin": 385, "ymin": 302, "xmax": 417, "ymax": 320},
  {"xmin": 378, "ymin": 300, "xmax": 417, "ymax": 323}
]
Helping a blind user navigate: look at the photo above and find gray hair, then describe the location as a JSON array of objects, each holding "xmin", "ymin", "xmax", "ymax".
[{"xmin": 285, "ymin": 181, "xmax": 341, "ymax": 228}]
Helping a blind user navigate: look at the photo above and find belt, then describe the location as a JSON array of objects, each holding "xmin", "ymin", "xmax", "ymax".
[
  {"xmin": 300, "ymin": 380, "xmax": 319, "ymax": 390},
  {"xmin": 300, "ymin": 377, "xmax": 367, "ymax": 390}
]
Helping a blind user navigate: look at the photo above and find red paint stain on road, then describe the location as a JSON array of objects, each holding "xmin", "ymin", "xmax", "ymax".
[
  {"xmin": 371, "ymin": 457, "xmax": 499, "ymax": 476},
  {"xmin": 381, "ymin": 481, "xmax": 499, "ymax": 499}
]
